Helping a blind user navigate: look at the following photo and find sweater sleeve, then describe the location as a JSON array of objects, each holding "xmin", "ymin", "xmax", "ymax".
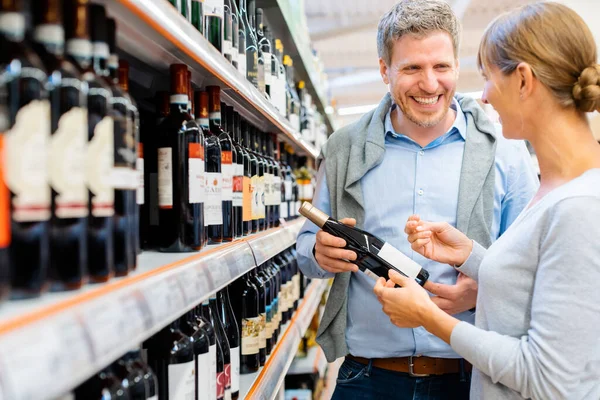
[
  {"xmin": 456, "ymin": 241, "xmax": 487, "ymax": 282},
  {"xmin": 451, "ymin": 196, "xmax": 600, "ymax": 399}
]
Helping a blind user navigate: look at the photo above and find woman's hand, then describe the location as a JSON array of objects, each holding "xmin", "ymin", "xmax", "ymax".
[
  {"xmin": 405, "ymin": 215, "xmax": 473, "ymax": 266},
  {"xmin": 373, "ymin": 270, "xmax": 437, "ymax": 328}
]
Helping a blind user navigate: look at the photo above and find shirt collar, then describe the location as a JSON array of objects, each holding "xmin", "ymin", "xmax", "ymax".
[{"xmin": 385, "ymin": 96, "xmax": 467, "ymax": 141}]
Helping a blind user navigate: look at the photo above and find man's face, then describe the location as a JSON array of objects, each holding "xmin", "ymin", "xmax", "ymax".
[{"xmin": 380, "ymin": 31, "xmax": 459, "ymax": 128}]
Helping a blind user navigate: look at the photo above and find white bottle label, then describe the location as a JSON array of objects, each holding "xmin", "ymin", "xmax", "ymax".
[
  {"xmin": 158, "ymin": 147, "xmax": 173, "ymax": 208},
  {"xmin": 87, "ymin": 116, "xmax": 115, "ymax": 217},
  {"xmin": 230, "ymin": 346, "xmax": 240, "ymax": 393},
  {"xmin": 263, "ymin": 173, "xmax": 272, "ymax": 206},
  {"xmin": 209, "ymin": 344, "xmax": 217, "ymax": 400},
  {"xmin": 197, "ymin": 352, "xmax": 212, "ymax": 400},
  {"xmin": 258, "ymin": 176, "xmax": 265, "ymax": 218},
  {"xmin": 205, "ymin": 172, "xmax": 223, "ymax": 225},
  {"xmin": 6, "ymin": 99, "xmax": 51, "ymax": 222},
  {"xmin": 49, "ymin": 107, "xmax": 88, "ymax": 218},
  {"xmin": 377, "ymin": 243, "xmax": 422, "ymax": 279},
  {"xmin": 280, "ymin": 203, "xmax": 288, "ymax": 219},
  {"xmin": 258, "ymin": 312, "xmax": 266, "ymax": 349},
  {"xmin": 189, "ymin": 143, "xmax": 204, "ymax": 204},
  {"xmin": 168, "ymin": 360, "xmax": 196, "ymax": 400},
  {"xmin": 136, "ymin": 157, "xmax": 144, "ymax": 205},
  {"xmin": 264, "ymin": 53, "xmax": 272, "ymax": 85},
  {"xmin": 284, "ymin": 181, "xmax": 292, "ymax": 201},
  {"xmin": 293, "ymin": 273, "xmax": 300, "ymax": 301},
  {"xmin": 241, "ymin": 317, "xmax": 260, "ymax": 355},
  {"xmin": 237, "ymin": 55, "xmax": 246, "ymax": 79},
  {"xmin": 232, "ymin": 163, "xmax": 243, "ymax": 207},
  {"xmin": 221, "ymin": 163, "xmax": 233, "ymax": 201},
  {"xmin": 273, "ymin": 176, "xmax": 282, "ymax": 206},
  {"xmin": 147, "ymin": 397, "xmax": 158, "ymax": 400},
  {"xmin": 223, "ymin": 39, "xmax": 233, "ymax": 58},
  {"xmin": 204, "ymin": 0, "xmax": 224, "ymax": 18}
]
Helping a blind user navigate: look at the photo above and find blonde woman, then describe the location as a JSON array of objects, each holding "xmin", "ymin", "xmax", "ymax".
[{"xmin": 374, "ymin": 2, "xmax": 600, "ymax": 399}]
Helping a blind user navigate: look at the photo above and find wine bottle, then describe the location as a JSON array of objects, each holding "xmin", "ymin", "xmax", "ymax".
[
  {"xmin": 123, "ymin": 349, "xmax": 158, "ymax": 400},
  {"xmin": 300, "ymin": 202, "xmax": 430, "ymax": 285},
  {"xmin": 257, "ymin": 265, "xmax": 273, "ymax": 354},
  {"xmin": 229, "ymin": 109, "xmax": 244, "ymax": 238},
  {"xmin": 228, "ymin": 274, "xmax": 260, "ymax": 374},
  {"xmin": 228, "ymin": 0, "xmax": 239, "ymax": 70},
  {"xmin": 234, "ymin": 0, "xmax": 246, "ymax": 79},
  {"xmin": 267, "ymin": 257, "xmax": 282, "ymax": 342},
  {"xmin": 180, "ymin": 311, "xmax": 211, "ymax": 400},
  {"xmin": 255, "ymin": 8, "xmax": 265, "ymax": 94},
  {"xmin": 111, "ymin": 354, "xmax": 146, "ymax": 400},
  {"xmin": 195, "ymin": 304, "xmax": 218, "ymax": 400},
  {"xmin": 89, "ymin": 5, "xmax": 135, "ymax": 276},
  {"xmin": 189, "ymin": 85, "xmax": 206, "ymax": 249},
  {"xmin": 262, "ymin": 133, "xmax": 275, "ymax": 229},
  {"xmin": 244, "ymin": 0, "xmax": 258, "ymax": 87},
  {"xmin": 217, "ymin": 288, "xmax": 240, "ymax": 399},
  {"xmin": 223, "ymin": 0, "xmax": 233, "ymax": 63},
  {"xmin": 240, "ymin": 118, "xmax": 252, "ymax": 236},
  {"xmin": 191, "ymin": 0, "xmax": 204, "ymax": 33},
  {"xmin": 156, "ymin": 64, "xmax": 202, "ymax": 252},
  {"xmin": 222, "ymin": 105, "xmax": 239, "ymax": 239},
  {"xmin": 2, "ymin": 0, "xmax": 51, "ymax": 298},
  {"xmin": 74, "ymin": 368, "xmax": 129, "ymax": 400},
  {"xmin": 202, "ymin": 298, "xmax": 229, "ymax": 400},
  {"xmin": 270, "ymin": 136, "xmax": 281, "ymax": 227},
  {"xmin": 247, "ymin": 269, "xmax": 266, "ymax": 365},
  {"xmin": 289, "ymin": 246, "xmax": 301, "ymax": 309},
  {"xmin": 248, "ymin": 127, "xmax": 259, "ymax": 233},
  {"xmin": 204, "ymin": 0, "xmax": 223, "ymax": 53},
  {"xmin": 276, "ymin": 252, "xmax": 291, "ymax": 324},
  {"xmin": 202, "ymin": 90, "xmax": 224, "ymax": 244},
  {"xmin": 32, "ymin": 0, "xmax": 88, "ymax": 291}
]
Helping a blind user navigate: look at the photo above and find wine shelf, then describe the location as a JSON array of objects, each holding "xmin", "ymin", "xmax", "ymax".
[
  {"xmin": 0, "ymin": 219, "xmax": 306, "ymax": 400},
  {"xmin": 95, "ymin": 0, "xmax": 319, "ymax": 159},
  {"xmin": 240, "ymin": 279, "xmax": 329, "ymax": 400}
]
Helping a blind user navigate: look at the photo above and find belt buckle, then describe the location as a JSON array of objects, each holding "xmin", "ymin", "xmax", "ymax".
[{"xmin": 408, "ymin": 355, "xmax": 430, "ymax": 377}]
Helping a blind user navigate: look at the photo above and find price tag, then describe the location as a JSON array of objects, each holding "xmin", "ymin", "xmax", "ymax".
[
  {"xmin": 177, "ymin": 266, "xmax": 210, "ymax": 306},
  {"xmin": 118, "ymin": 291, "xmax": 147, "ymax": 338},
  {"xmin": 81, "ymin": 295, "xmax": 129, "ymax": 359},
  {"xmin": 142, "ymin": 276, "xmax": 186, "ymax": 325},
  {"xmin": 206, "ymin": 257, "xmax": 232, "ymax": 290}
]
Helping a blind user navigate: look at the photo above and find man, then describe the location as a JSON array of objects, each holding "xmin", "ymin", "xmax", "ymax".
[{"xmin": 296, "ymin": 1, "xmax": 539, "ymax": 399}]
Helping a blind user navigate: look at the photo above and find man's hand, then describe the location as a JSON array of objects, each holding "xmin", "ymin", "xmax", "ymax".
[
  {"xmin": 314, "ymin": 218, "xmax": 359, "ymax": 274},
  {"xmin": 423, "ymin": 273, "xmax": 478, "ymax": 315}
]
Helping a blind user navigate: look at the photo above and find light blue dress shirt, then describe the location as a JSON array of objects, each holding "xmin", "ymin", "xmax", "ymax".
[{"xmin": 297, "ymin": 97, "xmax": 539, "ymax": 359}]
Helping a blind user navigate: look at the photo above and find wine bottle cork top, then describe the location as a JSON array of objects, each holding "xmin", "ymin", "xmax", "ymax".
[
  {"xmin": 170, "ymin": 64, "xmax": 188, "ymax": 95},
  {"xmin": 33, "ymin": 0, "xmax": 61, "ymax": 25},
  {"xmin": 195, "ymin": 91, "xmax": 209, "ymax": 118},
  {"xmin": 299, "ymin": 202, "xmax": 329, "ymax": 228},
  {"xmin": 207, "ymin": 86, "xmax": 221, "ymax": 113}
]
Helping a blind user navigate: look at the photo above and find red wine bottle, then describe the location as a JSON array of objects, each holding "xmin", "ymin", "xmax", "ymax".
[
  {"xmin": 75, "ymin": 368, "xmax": 129, "ymax": 399},
  {"xmin": 202, "ymin": 299, "xmax": 227, "ymax": 400},
  {"xmin": 111, "ymin": 355, "xmax": 146, "ymax": 400},
  {"xmin": 1, "ymin": 0, "xmax": 51, "ymax": 298},
  {"xmin": 180, "ymin": 311, "xmax": 211, "ymax": 400},
  {"xmin": 209, "ymin": 293, "xmax": 233, "ymax": 400},
  {"xmin": 300, "ymin": 202, "xmax": 430, "ymax": 285},
  {"xmin": 247, "ymin": 269, "xmax": 266, "ymax": 365},
  {"xmin": 225, "ymin": 105, "xmax": 242, "ymax": 239},
  {"xmin": 217, "ymin": 288, "xmax": 240, "ymax": 399},
  {"xmin": 32, "ymin": 0, "xmax": 88, "ymax": 291},
  {"xmin": 156, "ymin": 65, "xmax": 202, "ymax": 252},
  {"xmin": 257, "ymin": 265, "xmax": 274, "ymax": 354},
  {"xmin": 122, "ymin": 349, "xmax": 158, "ymax": 400},
  {"xmin": 229, "ymin": 274, "xmax": 260, "ymax": 374},
  {"xmin": 194, "ymin": 304, "xmax": 218, "ymax": 400}
]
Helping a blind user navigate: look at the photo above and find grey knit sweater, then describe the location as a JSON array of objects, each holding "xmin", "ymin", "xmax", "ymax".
[{"xmin": 452, "ymin": 169, "xmax": 600, "ymax": 399}]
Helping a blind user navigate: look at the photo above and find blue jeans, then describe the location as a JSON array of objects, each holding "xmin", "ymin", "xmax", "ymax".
[{"xmin": 331, "ymin": 358, "xmax": 471, "ymax": 400}]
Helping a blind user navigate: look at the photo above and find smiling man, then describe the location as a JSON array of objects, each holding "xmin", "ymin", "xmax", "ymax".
[{"xmin": 296, "ymin": 1, "xmax": 539, "ymax": 399}]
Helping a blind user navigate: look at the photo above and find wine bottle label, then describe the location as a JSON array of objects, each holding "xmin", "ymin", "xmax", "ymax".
[
  {"xmin": 301, "ymin": 183, "xmax": 313, "ymax": 200},
  {"xmin": 189, "ymin": 143, "xmax": 205, "ymax": 204},
  {"xmin": 216, "ymin": 371, "xmax": 225, "ymax": 399},
  {"xmin": 221, "ymin": 151, "xmax": 233, "ymax": 201},
  {"xmin": 223, "ymin": 39, "xmax": 233, "ymax": 58},
  {"xmin": 137, "ymin": 143, "xmax": 144, "ymax": 205},
  {"xmin": 242, "ymin": 176, "xmax": 252, "ymax": 222},
  {"xmin": 263, "ymin": 173, "xmax": 272, "ymax": 206},
  {"xmin": 225, "ymin": 388, "xmax": 232, "ymax": 400},
  {"xmin": 112, "ymin": 112, "xmax": 136, "ymax": 189},
  {"xmin": 168, "ymin": 360, "xmax": 196, "ymax": 400},
  {"xmin": 264, "ymin": 53, "xmax": 272, "ymax": 85},
  {"xmin": 224, "ymin": 362, "xmax": 231, "ymax": 391},
  {"xmin": 377, "ymin": 243, "xmax": 422, "ymax": 279},
  {"xmin": 280, "ymin": 285, "xmax": 288, "ymax": 312},
  {"xmin": 250, "ymin": 175, "xmax": 259, "ymax": 220},
  {"xmin": 205, "ymin": 172, "xmax": 223, "ymax": 225},
  {"xmin": 280, "ymin": 203, "xmax": 288, "ymax": 219},
  {"xmin": 204, "ymin": 0, "xmax": 224, "ymax": 18},
  {"xmin": 284, "ymin": 181, "xmax": 292, "ymax": 201},
  {"xmin": 258, "ymin": 176, "xmax": 265, "ymax": 218},
  {"xmin": 147, "ymin": 397, "xmax": 158, "ymax": 400},
  {"xmin": 273, "ymin": 176, "xmax": 282, "ymax": 206},
  {"xmin": 241, "ymin": 316, "xmax": 260, "ymax": 355},
  {"xmin": 237, "ymin": 53, "xmax": 247, "ymax": 79},
  {"xmin": 0, "ymin": 136, "xmax": 9, "ymax": 247},
  {"xmin": 209, "ymin": 344, "xmax": 217, "ymax": 400},
  {"xmin": 232, "ymin": 171, "xmax": 243, "ymax": 207},
  {"xmin": 258, "ymin": 312, "xmax": 266, "ymax": 349},
  {"xmin": 49, "ymin": 106, "xmax": 88, "ymax": 218},
  {"xmin": 158, "ymin": 148, "xmax": 173, "ymax": 209},
  {"xmin": 265, "ymin": 304, "xmax": 273, "ymax": 339},
  {"xmin": 292, "ymin": 274, "xmax": 300, "ymax": 301},
  {"xmin": 230, "ymin": 346, "xmax": 240, "ymax": 392},
  {"xmin": 6, "ymin": 99, "xmax": 51, "ymax": 222},
  {"xmin": 197, "ymin": 351, "xmax": 212, "ymax": 399},
  {"xmin": 87, "ymin": 116, "xmax": 115, "ymax": 217}
]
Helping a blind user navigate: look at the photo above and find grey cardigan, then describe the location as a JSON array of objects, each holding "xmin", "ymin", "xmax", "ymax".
[{"xmin": 315, "ymin": 92, "xmax": 498, "ymax": 362}]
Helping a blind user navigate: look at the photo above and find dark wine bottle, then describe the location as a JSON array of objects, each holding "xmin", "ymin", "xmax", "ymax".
[
  {"xmin": 229, "ymin": 0, "xmax": 239, "ymax": 70},
  {"xmin": 209, "ymin": 293, "xmax": 232, "ymax": 400},
  {"xmin": 156, "ymin": 64, "xmax": 202, "ymax": 252},
  {"xmin": 195, "ymin": 304, "xmax": 218, "ymax": 400},
  {"xmin": 122, "ymin": 349, "xmax": 158, "ymax": 400},
  {"xmin": 270, "ymin": 135, "xmax": 281, "ymax": 227},
  {"xmin": 75, "ymin": 368, "xmax": 129, "ymax": 400},
  {"xmin": 276, "ymin": 252, "xmax": 291, "ymax": 324},
  {"xmin": 243, "ymin": 0, "xmax": 258, "ymax": 87},
  {"xmin": 204, "ymin": 0, "xmax": 223, "ymax": 53},
  {"xmin": 223, "ymin": 0, "xmax": 233, "ymax": 63},
  {"xmin": 195, "ymin": 91, "xmax": 211, "ymax": 247},
  {"xmin": 257, "ymin": 265, "xmax": 273, "ymax": 355},
  {"xmin": 111, "ymin": 355, "xmax": 146, "ymax": 400},
  {"xmin": 234, "ymin": 0, "xmax": 246, "ymax": 78},
  {"xmin": 247, "ymin": 269, "xmax": 266, "ymax": 365},
  {"xmin": 267, "ymin": 257, "xmax": 282, "ymax": 342},
  {"xmin": 64, "ymin": 0, "xmax": 114, "ymax": 284},
  {"xmin": 262, "ymin": 133, "xmax": 275, "ymax": 229},
  {"xmin": 228, "ymin": 274, "xmax": 260, "ymax": 374},
  {"xmin": 240, "ymin": 118, "xmax": 252, "ymax": 236},
  {"xmin": 217, "ymin": 288, "xmax": 240, "ymax": 399},
  {"xmin": 180, "ymin": 311, "xmax": 211, "ymax": 400},
  {"xmin": 188, "ymin": 83, "xmax": 206, "ymax": 250},
  {"xmin": 254, "ymin": 129, "xmax": 266, "ymax": 231},
  {"xmin": 255, "ymin": 7, "xmax": 265, "ymax": 94},
  {"xmin": 229, "ymin": 108, "xmax": 244, "ymax": 238},
  {"xmin": 248, "ymin": 127, "xmax": 260, "ymax": 233},
  {"xmin": 32, "ymin": 0, "xmax": 88, "ymax": 291},
  {"xmin": 202, "ymin": 298, "xmax": 227, "ymax": 400},
  {"xmin": 300, "ymin": 202, "xmax": 430, "ymax": 285},
  {"xmin": 2, "ymin": 0, "xmax": 51, "ymax": 298},
  {"xmin": 201, "ymin": 90, "xmax": 223, "ymax": 244}
]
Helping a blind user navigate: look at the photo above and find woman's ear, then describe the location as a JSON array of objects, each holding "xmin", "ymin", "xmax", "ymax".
[{"xmin": 516, "ymin": 62, "xmax": 535, "ymax": 100}]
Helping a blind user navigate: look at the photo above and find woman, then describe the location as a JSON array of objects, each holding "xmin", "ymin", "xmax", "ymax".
[{"xmin": 374, "ymin": 2, "xmax": 600, "ymax": 399}]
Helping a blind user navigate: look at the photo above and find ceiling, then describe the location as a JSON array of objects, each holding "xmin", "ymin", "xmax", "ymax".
[{"xmin": 304, "ymin": 0, "xmax": 538, "ymax": 126}]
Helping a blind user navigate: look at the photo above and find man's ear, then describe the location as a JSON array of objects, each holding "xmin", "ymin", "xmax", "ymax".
[{"xmin": 380, "ymin": 58, "xmax": 390, "ymax": 85}]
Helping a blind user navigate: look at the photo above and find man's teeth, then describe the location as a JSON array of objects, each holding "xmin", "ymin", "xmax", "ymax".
[{"xmin": 413, "ymin": 96, "xmax": 440, "ymax": 105}]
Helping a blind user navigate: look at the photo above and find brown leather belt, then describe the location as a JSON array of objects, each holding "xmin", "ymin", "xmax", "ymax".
[{"xmin": 347, "ymin": 354, "xmax": 472, "ymax": 377}]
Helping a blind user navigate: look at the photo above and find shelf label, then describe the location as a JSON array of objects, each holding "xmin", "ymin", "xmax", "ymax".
[
  {"xmin": 206, "ymin": 257, "xmax": 232, "ymax": 289},
  {"xmin": 177, "ymin": 265, "xmax": 211, "ymax": 306},
  {"xmin": 81, "ymin": 295, "xmax": 131, "ymax": 360},
  {"xmin": 142, "ymin": 276, "xmax": 186, "ymax": 325}
]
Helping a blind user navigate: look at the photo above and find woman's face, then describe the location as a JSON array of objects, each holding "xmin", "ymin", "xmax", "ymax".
[{"xmin": 480, "ymin": 64, "xmax": 526, "ymax": 140}]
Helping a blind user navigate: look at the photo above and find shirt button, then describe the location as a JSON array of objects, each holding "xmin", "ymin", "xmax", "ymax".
[
  {"xmin": 419, "ymin": 150, "xmax": 425, "ymax": 156},
  {"xmin": 418, "ymin": 189, "xmax": 424, "ymax": 196}
]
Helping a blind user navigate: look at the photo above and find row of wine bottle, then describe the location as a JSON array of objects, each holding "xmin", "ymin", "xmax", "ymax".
[
  {"xmin": 67, "ymin": 246, "xmax": 307, "ymax": 400},
  {"xmin": 0, "ymin": 0, "xmax": 307, "ymax": 301}
]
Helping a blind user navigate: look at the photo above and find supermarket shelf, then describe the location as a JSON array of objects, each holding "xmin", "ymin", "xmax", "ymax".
[
  {"xmin": 257, "ymin": 0, "xmax": 336, "ymax": 134},
  {"xmin": 95, "ymin": 0, "xmax": 319, "ymax": 159},
  {"xmin": 240, "ymin": 279, "xmax": 329, "ymax": 400},
  {"xmin": 287, "ymin": 346, "xmax": 327, "ymax": 377},
  {"xmin": 0, "ymin": 219, "xmax": 305, "ymax": 400}
]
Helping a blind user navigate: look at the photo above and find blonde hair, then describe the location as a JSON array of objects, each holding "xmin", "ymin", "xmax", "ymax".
[
  {"xmin": 477, "ymin": 2, "xmax": 600, "ymax": 112},
  {"xmin": 377, "ymin": 0, "xmax": 461, "ymax": 65}
]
